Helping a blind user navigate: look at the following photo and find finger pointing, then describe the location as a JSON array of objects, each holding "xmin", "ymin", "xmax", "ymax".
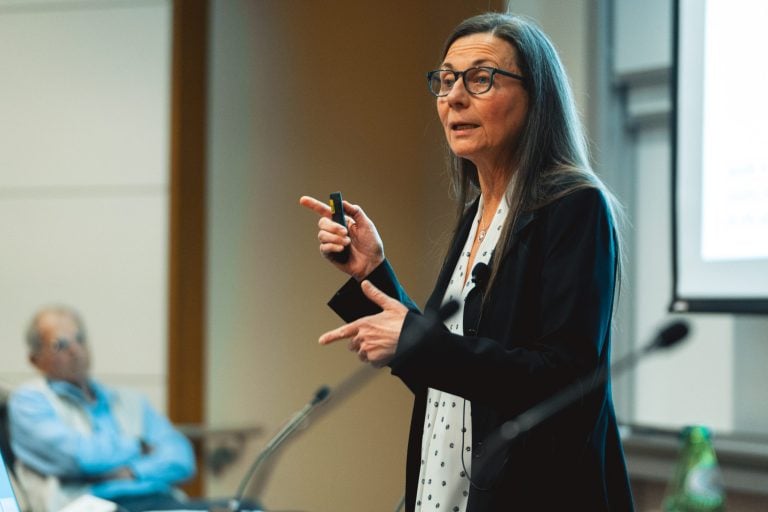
[
  {"xmin": 299, "ymin": 195, "xmax": 332, "ymax": 217},
  {"xmin": 319, "ymin": 322, "xmax": 358, "ymax": 345}
]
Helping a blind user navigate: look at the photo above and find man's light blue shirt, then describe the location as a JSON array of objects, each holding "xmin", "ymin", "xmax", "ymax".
[{"xmin": 8, "ymin": 379, "xmax": 195, "ymax": 500}]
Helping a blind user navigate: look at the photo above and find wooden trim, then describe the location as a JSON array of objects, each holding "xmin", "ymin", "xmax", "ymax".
[{"xmin": 168, "ymin": 0, "xmax": 208, "ymax": 497}]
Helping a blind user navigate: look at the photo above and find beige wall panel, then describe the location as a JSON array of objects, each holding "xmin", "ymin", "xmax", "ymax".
[
  {"xmin": 108, "ymin": 374, "xmax": 167, "ymax": 413},
  {"xmin": 0, "ymin": 193, "xmax": 168, "ymax": 406},
  {"xmin": 0, "ymin": 0, "xmax": 170, "ymax": 189},
  {"xmin": 0, "ymin": 0, "xmax": 171, "ymax": 418}
]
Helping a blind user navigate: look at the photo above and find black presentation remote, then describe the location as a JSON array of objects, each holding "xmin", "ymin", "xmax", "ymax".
[{"xmin": 329, "ymin": 191, "xmax": 350, "ymax": 263}]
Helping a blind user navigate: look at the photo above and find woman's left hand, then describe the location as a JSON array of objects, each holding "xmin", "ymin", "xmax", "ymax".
[{"xmin": 319, "ymin": 280, "xmax": 407, "ymax": 367}]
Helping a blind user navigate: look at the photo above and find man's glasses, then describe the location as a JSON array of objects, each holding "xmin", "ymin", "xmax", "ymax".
[
  {"xmin": 426, "ymin": 66, "xmax": 525, "ymax": 97},
  {"xmin": 49, "ymin": 334, "xmax": 85, "ymax": 352}
]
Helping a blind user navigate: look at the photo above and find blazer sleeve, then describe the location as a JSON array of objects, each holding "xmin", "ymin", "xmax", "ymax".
[
  {"xmin": 328, "ymin": 259, "xmax": 420, "ymax": 322},
  {"xmin": 388, "ymin": 188, "xmax": 617, "ymax": 414}
]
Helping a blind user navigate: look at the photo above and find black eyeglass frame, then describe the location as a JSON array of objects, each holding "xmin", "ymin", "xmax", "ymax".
[{"xmin": 426, "ymin": 66, "xmax": 525, "ymax": 97}]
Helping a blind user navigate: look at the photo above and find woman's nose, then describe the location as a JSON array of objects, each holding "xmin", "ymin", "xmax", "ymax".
[{"xmin": 444, "ymin": 77, "xmax": 470, "ymax": 105}]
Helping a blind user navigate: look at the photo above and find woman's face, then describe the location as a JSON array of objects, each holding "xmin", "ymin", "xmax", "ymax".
[{"xmin": 437, "ymin": 33, "xmax": 529, "ymax": 173}]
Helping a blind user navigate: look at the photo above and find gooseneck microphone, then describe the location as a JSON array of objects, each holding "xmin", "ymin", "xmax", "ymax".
[
  {"xmin": 470, "ymin": 319, "xmax": 691, "ymax": 488},
  {"xmin": 471, "ymin": 262, "xmax": 490, "ymax": 288},
  {"xmin": 437, "ymin": 298, "xmax": 460, "ymax": 321},
  {"xmin": 228, "ymin": 386, "xmax": 330, "ymax": 512}
]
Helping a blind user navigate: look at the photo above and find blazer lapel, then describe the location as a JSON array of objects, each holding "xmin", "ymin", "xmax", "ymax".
[
  {"xmin": 499, "ymin": 209, "xmax": 536, "ymax": 262},
  {"xmin": 425, "ymin": 204, "xmax": 536, "ymax": 312}
]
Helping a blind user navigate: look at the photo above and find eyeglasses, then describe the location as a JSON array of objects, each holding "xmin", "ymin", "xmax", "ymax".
[
  {"xmin": 426, "ymin": 66, "xmax": 525, "ymax": 97},
  {"xmin": 49, "ymin": 334, "xmax": 85, "ymax": 352}
]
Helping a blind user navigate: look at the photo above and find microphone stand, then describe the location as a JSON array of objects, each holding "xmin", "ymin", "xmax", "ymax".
[
  {"xmin": 226, "ymin": 365, "xmax": 383, "ymax": 511},
  {"xmin": 229, "ymin": 301, "xmax": 474, "ymax": 511},
  {"xmin": 228, "ymin": 386, "xmax": 330, "ymax": 512}
]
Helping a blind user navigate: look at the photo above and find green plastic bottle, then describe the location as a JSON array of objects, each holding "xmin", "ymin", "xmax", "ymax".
[{"xmin": 663, "ymin": 425, "xmax": 726, "ymax": 511}]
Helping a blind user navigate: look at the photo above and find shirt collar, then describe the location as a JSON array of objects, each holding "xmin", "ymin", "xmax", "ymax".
[{"xmin": 47, "ymin": 377, "xmax": 110, "ymax": 404}]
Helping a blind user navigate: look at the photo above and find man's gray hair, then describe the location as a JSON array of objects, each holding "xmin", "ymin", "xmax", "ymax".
[{"xmin": 25, "ymin": 305, "xmax": 87, "ymax": 355}]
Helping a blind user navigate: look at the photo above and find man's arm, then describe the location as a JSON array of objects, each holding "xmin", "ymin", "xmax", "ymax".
[
  {"xmin": 125, "ymin": 398, "xmax": 196, "ymax": 485},
  {"xmin": 8, "ymin": 388, "xmax": 141, "ymax": 477}
]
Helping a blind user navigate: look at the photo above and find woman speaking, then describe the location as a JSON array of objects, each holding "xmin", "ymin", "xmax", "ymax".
[{"xmin": 300, "ymin": 12, "xmax": 634, "ymax": 511}]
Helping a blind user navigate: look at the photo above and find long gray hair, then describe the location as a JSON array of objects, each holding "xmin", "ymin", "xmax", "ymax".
[{"xmin": 441, "ymin": 12, "xmax": 623, "ymax": 295}]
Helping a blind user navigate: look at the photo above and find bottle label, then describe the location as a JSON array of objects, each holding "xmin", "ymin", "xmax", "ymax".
[{"xmin": 685, "ymin": 464, "xmax": 724, "ymax": 507}]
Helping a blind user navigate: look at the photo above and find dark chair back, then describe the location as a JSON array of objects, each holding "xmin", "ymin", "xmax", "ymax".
[{"xmin": 0, "ymin": 395, "xmax": 16, "ymax": 475}]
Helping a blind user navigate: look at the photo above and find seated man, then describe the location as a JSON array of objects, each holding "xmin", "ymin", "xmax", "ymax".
[{"xmin": 8, "ymin": 305, "xmax": 197, "ymax": 512}]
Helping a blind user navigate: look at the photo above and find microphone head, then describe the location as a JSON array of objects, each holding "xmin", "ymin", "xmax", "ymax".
[
  {"xmin": 438, "ymin": 299, "xmax": 460, "ymax": 321},
  {"xmin": 311, "ymin": 385, "xmax": 331, "ymax": 405},
  {"xmin": 471, "ymin": 262, "xmax": 491, "ymax": 289},
  {"xmin": 655, "ymin": 320, "xmax": 690, "ymax": 350}
]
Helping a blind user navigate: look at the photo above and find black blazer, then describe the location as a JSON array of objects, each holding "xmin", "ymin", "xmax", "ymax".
[{"xmin": 329, "ymin": 187, "xmax": 634, "ymax": 511}]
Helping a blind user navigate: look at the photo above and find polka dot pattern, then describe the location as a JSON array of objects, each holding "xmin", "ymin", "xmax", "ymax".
[{"xmin": 414, "ymin": 195, "xmax": 510, "ymax": 511}]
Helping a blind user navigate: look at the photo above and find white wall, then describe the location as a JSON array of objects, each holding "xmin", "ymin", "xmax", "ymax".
[
  {"xmin": 612, "ymin": 0, "xmax": 768, "ymax": 434},
  {"xmin": 0, "ymin": 0, "xmax": 171, "ymax": 409},
  {"xmin": 508, "ymin": 0, "xmax": 591, "ymax": 113}
]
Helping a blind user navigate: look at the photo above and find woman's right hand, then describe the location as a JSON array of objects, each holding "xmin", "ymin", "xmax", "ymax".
[{"xmin": 299, "ymin": 195, "xmax": 385, "ymax": 280}]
